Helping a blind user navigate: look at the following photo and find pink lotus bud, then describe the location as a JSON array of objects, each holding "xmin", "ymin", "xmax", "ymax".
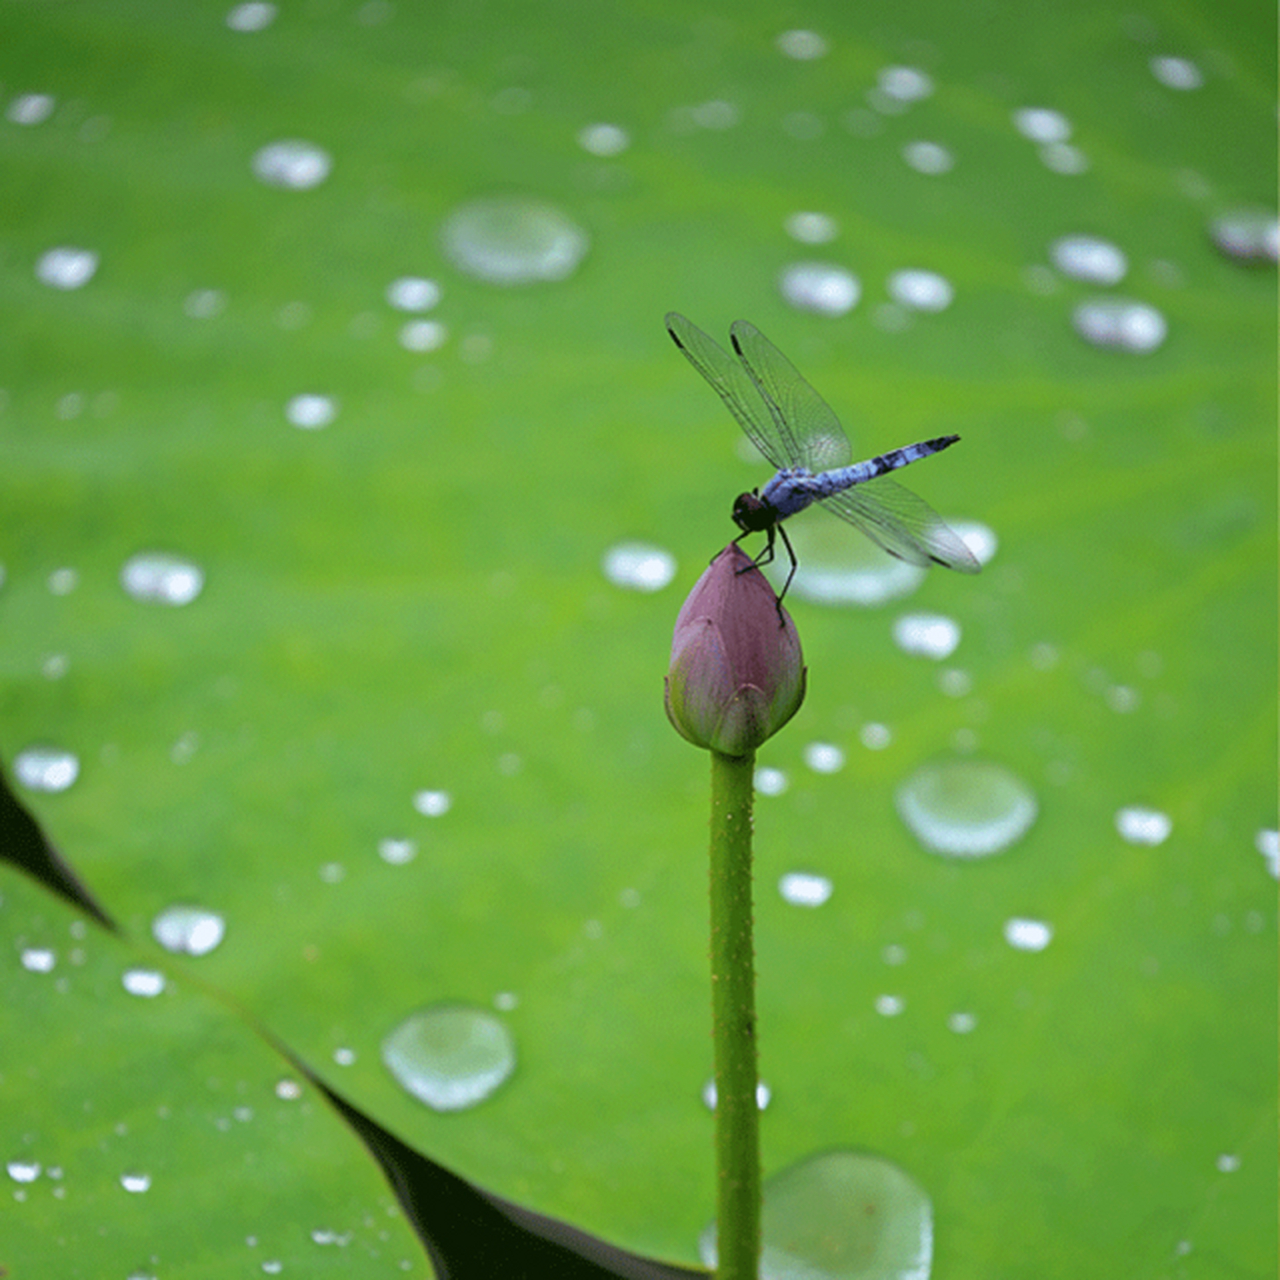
[{"xmin": 664, "ymin": 545, "xmax": 806, "ymax": 757}]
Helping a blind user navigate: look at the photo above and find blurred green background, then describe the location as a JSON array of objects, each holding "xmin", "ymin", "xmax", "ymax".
[{"xmin": 2, "ymin": 1, "xmax": 1275, "ymax": 1275}]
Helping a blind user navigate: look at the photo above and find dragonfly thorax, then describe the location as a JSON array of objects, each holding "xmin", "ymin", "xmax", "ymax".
[{"xmin": 732, "ymin": 490, "xmax": 778, "ymax": 533}]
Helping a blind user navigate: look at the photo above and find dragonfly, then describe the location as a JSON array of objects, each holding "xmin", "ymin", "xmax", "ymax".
[{"xmin": 665, "ymin": 312, "xmax": 980, "ymax": 602}]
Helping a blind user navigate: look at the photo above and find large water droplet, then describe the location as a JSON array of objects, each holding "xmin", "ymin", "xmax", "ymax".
[
  {"xmin": 7, "ymin": 1159, "xmax": 41, "ymax": 1184},
  {"xmin": 1003, "ymin": 917, "xmax": 1052, "ymax": 951},
  {"xmin": 892, "ymin": 613, "xmax": 960, "ymax": 660},
  {"xmin": 285, "ymin": 393, "xmax": 338, "ymax": 429},
  {"xmin": 602, "ymin": 541, "xmax": 676, "ymax": 592},
  {"xmin": 1209, "ymin": 209, "xmax": 1279, "ymax": 263},
  {"xmin": 382, "ymin": 1004, "xmax": 515, "ymax": 1112},
  {"xmin": 700, "ymin": 1149, "xmax": 932, "ymax": 1279},
  {"xmin": 1114, "ymin": 806, "xmax": 1172, "ymax": 846},
  {"xmin": 896, "ymin": 760, "xmax": 1038, "ymax": 858},
  {"xmin": 1256, "ymin": 829, "xmax": 1279, "ymax": 879},
  {"xmin": 1073, "ymin": 298, "xmax": 1167, "ymax": 352},
  {"xmin": 779, "ymin": 262, "xmax": 860, "ymax": 316},
  {"xmin": 803, "ymin": 742, "xmax": 845, "ymax": 774},
  {"xmin": 36, "ymin": 246, "xmax": 99, "ymax": 290},
  {"xmin": 252, "ymin": 140, "xmax": 332, "ymax": 190},
  {"xmin": 1013, "ymin": 107, "xmax": 1071, "ymax": 143},
  {"xmin": 1149, "ymin": 55, "xmax": 1203, "ymax": 90},
  {"xmin": 887, "ymin": 269, "xmax": 953, "ymax": 312},
  {"xmin": 9, "ymin": 93, "xmax": 55, "ymax": 125},
  {"xmin": 774, "ymin": 520, "xmax": 927, "ymax": 606},
  {"xmin": 1051, "ymin": 235, "xmax": 1128, "ymax": 285},
  {"xmin": 121, "ymin": 553, "xmax": 205, "ymax": 606},
  {"xmin": 122, "ymin": 969, "xmax": 166, "ymax": 998},
  {"xmin": 442, "ymin": 197, "xmax": 588, "ymax": 285},
  {"xmin": 152, "ymin": 905, "xmax": 225, "ymax": 956},
  {"xmin": 779, "ymin": 871, "xmax": 833, "ymax": 907},
  {"xmin": 14, "ymin": 745, "xmax": 79, "ymax": 793}
]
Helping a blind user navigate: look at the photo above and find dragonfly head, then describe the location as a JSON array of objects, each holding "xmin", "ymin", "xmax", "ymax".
[{"xmin": 732, "ymin": 490, "xmax": 776, "ymax": 534}]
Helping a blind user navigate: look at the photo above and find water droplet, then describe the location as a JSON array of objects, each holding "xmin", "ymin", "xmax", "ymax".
[
  {"xmin": 779, "ymin": 871, "xmax": 833, "ymax": 907},
  {"xmin": 8, "ymin": 93, "xmax": 55, "ymax": 125},
  {"xmin": 1209, "ymin": 209, "xmax": 1279, "ymax": 263},
  {"xmin": 948, "ymin": 1011, "xmax": 977, "ymax": 1034},
  {"xmin": 1003, "ymin": 917, "xmax": 1052, "ymax": 951},
  {"xmin": 802, "ymin": 742, "xmax": 845, "ymax": 774},
  {"xmin": 892, "ymin": 612, "xmax": 961, "ymax": 660},
  {"xmin": 875, "ymin": 993, "xmax": 905, "ymax": 1016},
  {"xmin": 285, "ymin": 393, "xmax": 338, "ymax": 429},
  {"xmin": 226, "ymin": 1, "xmax": 277, "ymax": 30},
  {"xmin": 755, "ymin": 767, "xmax": 789, "ymax": 797},
  {"xmin": 897, "ymin": 759, "xmax": 1038, "ymax": 857},
  {"xmin": 773, "ymin": 519, "xmax": 928, "ymax": 606},
  {"xmin": 1115, "ymin": 806, "xmax": 1172, "ymax": 846},
  {"xmin": 252, "ymin": 140, "xmax": 332, "ymax": 190},
  {"xmin": 1039, "ymin": 142, "xmax": 1089, "ymax": 175},
  {"xmin": 382, "ymin": 1004, "xmax": 515, "ymax": 1112},
  {"xmin": 1013, "ymin": 106, "xmax": 1071, "ymax": 143},
  {"xmin": 1051, "ymin": 235, "xmax": 1128, "ymax": 285},
  {"xmin": 1073, "ymin": 298, "xmax": 1167, "ymax": 353},
  {"xmin": 120, "ymin": 552, "xmax": 205, "ymax": 606},
  {"xmin": 888, "ymin": 268, "xmax": 953, "ymax": 311},
  {"xmin": 120, "ymin": 1171, "xmax": 152, "ymax": 1194},
  {"xmin": 785, "ymin": 211, "xmax": 838, "ymax": 245},
  {"xmin": 441, "ymin": 197, "xmax": 588, "ymax": 286},
  {"xmin": 577, "ymin": 122, "xmax": 630, "ymax": 156},
  {"xmin": 378, "ymin": 837, "xmax": 417, "ymax": 865},
  {"xmin": 386, "ymin": 277, "xmax": 441, "ymax": 312},
  {"xmin": 121, "ymin": 969, "xmax": 166, "ymax": 998},
  {"xmin": 21, "ymin": 948, "xmax": 56, "ymax": 973},
  {"xmin": 1150, "ymin": 55, "xmax": 1203, "ymax": 90},
  {"xmin": 1215, "ymin": 1152, "xmax": 1240, "ymax": 1173},
  {"xmin": 779, "ymin": 262, "xmax": 860, "ymax": 316},
  {"xmin": 878, "ymin": 66, "xmax": 934, "ymax": 104},
  {"xmin": 1256, "ymin": 829, "xmax": 1279, "ymax": 879},
  {"xmin": 701, "ymin": 1149, "xmax": 932, "ymax": 1279},
  {"xmin": 777, "ymin": 29, "xmax": 827, "ymax": 60},
  {"xmin": 938, "ymin": 668, "xmax": 971, "ymax": 697},
  {"xmin": 702, "ymin": 1079, "xmax": 772, "ymax": 1110},
  {"xmin": 36, "ymin": 246, "xmax": 99, "ymax": 290},
  {"xmin": 413, "ymin": 789, "xmax": 451, "ymax": 816},
  {"xmin": 319, "ymin": 862, "xmax": 345, "ymax": 884},
  {"xmin": 601, "ymin": 541, "xmax": 676, "ymax": 592},
  {"xmin": 950, "ymin": 520, "xmax": 998, "ymax": 566},
  {"xmin": 7, "ymin": 1160, "xmax": 41, "ymax": 1183},
  {"xmin": 860, "ymin": 722, "xmax": 892, "ymax": 750},
  {"xmin": 275, "ymin": 1078, "xmax": 302, "ymax": 1101},
  {"xmin": 398, "ymin": 319, "xmax": 448, "ymax": 352},
  {"xmin": 333, "ymin": 1046, "xmax": 356, "ymax": 1066},
  {"xmin": 184, "ymin": 288, "xmax": 227, "ymax": 318},
  {"xmin": 901, "ymin": 140, "xmax": 954, "ymax": 174},
  {"xmin": 48, "ymin": 566, "xmax": 78, "ymax": 595},
  {"xmin": 152, "ymin": 905, "xmax": 225, "ymax": 956},
  {"xmin": 14, "ymin": 745, "xmax": 79, "ymax": 793}
]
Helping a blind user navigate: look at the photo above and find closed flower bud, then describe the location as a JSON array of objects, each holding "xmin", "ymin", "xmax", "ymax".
[{"xmin": 664, "ymin": 545, "xmax": 806, "ymax": 757}]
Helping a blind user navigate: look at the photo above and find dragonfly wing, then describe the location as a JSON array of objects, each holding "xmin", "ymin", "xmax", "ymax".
[
  {"xmin": 729, "ymin": 320, "xmax": 852, "ymax": 471},
  {"xmin": 665, "ymin": 312, "xmax": 791, "ymax": 471},
  {"xmin": 817, "ymin": 475, "xmax": 981, "ymax": 572}
]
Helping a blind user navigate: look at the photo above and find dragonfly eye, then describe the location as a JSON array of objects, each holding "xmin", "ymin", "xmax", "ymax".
[{"xmin": 732, "ymin": 491, "xmax": 774, "ymax": 533}]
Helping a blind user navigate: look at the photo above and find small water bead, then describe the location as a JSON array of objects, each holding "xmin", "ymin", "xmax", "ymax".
[
  {"xmin": 14, "ymin": 745, "xmax": 79, "ymax": 793},
  {"xmin": 441, "ymin": 197, "xmax": 588, "ymax": 286},
  {"xmin": 1209, "ymin": 210, "xmax": 1279, "ymax": 263},
  {"xmin": 1051, "ymin": 235, "xmax": 1128, "ymax": 285},
  {"xmin": 897, "ymin": 759, "xmax": 1038, "ymax": 858},
  {"xmin": 901, "ymin": 140, "xmax": 954, "ymax": 174},
  {"xmin": 152, "ymin": 906, "xmax": 225, "ymax": 956},
  {"xmin": 1115, "ymin": 806, "xmax": 1172, "ymax": 846},
  {"xmin": 1150, "ymin": 55, "xmax": 1203, "ymax": 90},
  {"xmin": 413, "ymin": 789, "xmax": 451, "ymax": 816},
  {"xmin": 286, "ymin": 393, "xmax": 338, "ymax": 429},
  {"xmin": 120, "ymin": 552, "xmax": 204, "ymax": 606},
  {"xmin": 779, "ymin": 872, "xmax": 833, "ymax": 907},
  {"xmin": 1040, "ymin": 143, "xmax": 1089, "ymax": 175},
  {"xmin": 386, "ymin": 276, "xmax": 441, "ymax": 311},
  {"xmin": 892, "ymin": 612, "xmax": 961, "ymax": 660},
  {"xmin": 938, "ymin": 668, "xmax": 972, "ymax": 697},
  {"xmin": 601, "ymin": 541, "xmax": 676, "ymax": 592},
  {"xmin": 378, "ymin": 837, "xmax": 417, "ymax": 865},
  {"xmin": 8, "ymin": 93, "xmax": 56, "ymax": 125},
  {"xmin": 184, "ymin": 288, "xmax": 226, "ymax": 318},
  {"xmin": 122, "ymin": 969, "xmax": 166, "ymax": 997},
  {"xmin": 252, "ymin": 140, "xmax": 332, "ymax": 190},
  {"xmin": 1073, "ymin": 298, "xmax": 1167, "ymax": 353},
  {"xmin": 779, "ymin": 262, "xmax": 860, "ymax": 317},
  {"xmin": 275, "ymin": 1078, "xmax": 302, "ymax": 1101},
  {"xmin": 1013, "ymin": 106, "xmax": 1071, "ymax": 143},
  {"xmin": 755, "ymin": 767, "xmax": 789, "ymax": 797},
  {"xmin": 701, "ymin": 1150, "xmax": 932, "ymax": 1279},
  {"xmin": 382, "ymin": 1004, "xmax": 515, "ymax": 1112},
  {"xmin": 702, "ymin": 1079, "xmax": 772, "ymax": 1110},
  {"xmin": 120, "ymin": 1171, "xmax": 152, "ymax": 1194},
  {"xmin": 948, "ymin": 1011, "xmax": 977, "ymax": 1034},
  {"xmin": 1004, "ymin": 917, "xmax": 1052, "ymax": 951},
  {"xmin": 1256, "ymin": 829, "xmax": 1279, "ymax": 879},
  {"xmin": 21, "ymin": 948, "xmax": 56, "ymax": 973},
  {"xmin": 878, "ymin": 66, "xmax": 933, "ymax": 105},
  {"xmin": 777, "ymin": 29, "xmax": 827, "ymax": 60},
  {"xmin": 36, "ymin": 247, "xmax": 99, "ymax": 290},
  {"xmin": 7, "ymin": 1160, "xmax": 41, "ymax": 1183},
  {"xmin": 785, "ymin": 211, "xmax": 838, "ymax": 245},
  {"xmin": 577, "ymin": 123, "xmax": 630, "ymax": 156},
  {"xmin": 860, "ymin": 722, "xmax": 892, "ymax": 750},
  {"xmin": 398, "ymin": 319, "xmax": 447, "ymax": 352},
  {"xmin": 226, "ymin": 1, "xmax": 277, "ymax": 30},
  {"xmin": 50, "ymin": 566, "xmax": 79, "ymax": 596},
  {"xmin": 803, "ymin": 742, "xmax": 845, "ymax": 774},
  {"xmin": 888, "ymin": 268, "xmax": 953, "ymax": 312},
  {"xmin": 875, "ymin": 994, "xmax": 905, "ymax": 1017}
]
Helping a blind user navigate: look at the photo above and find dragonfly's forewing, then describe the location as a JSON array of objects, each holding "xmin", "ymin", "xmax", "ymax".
[
  {"xmin": 665, "ymin": 312, "xmax": 790, "ymax": 471},
  {"xmin": 817, "ymin": 475, "xmax": 980, "ymax": 572},
  {"xmin": 729, "ymin": 320, "xmax": 852, "ymax": 472}
]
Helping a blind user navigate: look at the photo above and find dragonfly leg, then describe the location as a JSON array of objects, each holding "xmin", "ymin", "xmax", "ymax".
[{"xmin": 774, "ymin": 523, "xmax": 798, "ymax": 615}]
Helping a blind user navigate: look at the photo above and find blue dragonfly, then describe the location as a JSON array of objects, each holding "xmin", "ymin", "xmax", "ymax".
[{"xmin": 665, "ymin": 312, "xmax": 980, "ymax": 601}]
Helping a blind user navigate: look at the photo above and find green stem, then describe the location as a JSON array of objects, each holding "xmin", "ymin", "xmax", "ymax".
[{"xmin": 708, "ymin": 748, "xmax": 760, "ymax": 1280}]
